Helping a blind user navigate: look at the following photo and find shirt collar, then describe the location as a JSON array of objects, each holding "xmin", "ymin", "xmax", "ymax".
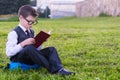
[{"xmin": 18, "ymin": 24, "xmax": 30, "ymax": 33}]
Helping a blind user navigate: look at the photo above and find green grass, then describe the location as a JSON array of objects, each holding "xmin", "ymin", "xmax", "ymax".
[{"xmin": 0, "ymin": 17, "xmax": 120, "ymax": 80}]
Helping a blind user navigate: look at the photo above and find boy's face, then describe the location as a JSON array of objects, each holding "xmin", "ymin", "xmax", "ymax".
[{"xmin": 19, "ymin": 15, "xmax": 37, "ymax": 29}]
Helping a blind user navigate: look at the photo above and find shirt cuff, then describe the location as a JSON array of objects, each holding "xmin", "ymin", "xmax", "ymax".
[{"xmin": 18, "ymin": 43, "xmax": 23, "ymax": 50}]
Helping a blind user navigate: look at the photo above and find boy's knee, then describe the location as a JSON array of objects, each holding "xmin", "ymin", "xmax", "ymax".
[{"xmin": 49, "ymin": 46, "xmax": 57, "ymax": 51}]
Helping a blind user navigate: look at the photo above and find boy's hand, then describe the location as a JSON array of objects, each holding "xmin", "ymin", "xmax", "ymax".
[{"xmin": 20, "ymin": 38, "xmax": 35, "ymax": 47}]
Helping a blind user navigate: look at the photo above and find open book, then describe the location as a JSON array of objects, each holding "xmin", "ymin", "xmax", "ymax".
[{"xmin": 33, "ymin": 30, "xmax": 51, "ymax": 48}]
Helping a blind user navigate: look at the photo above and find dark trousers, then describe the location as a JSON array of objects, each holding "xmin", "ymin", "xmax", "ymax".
[{"xmin": 10, "ymin": 45, "xmax": 63, "ymax": 73}]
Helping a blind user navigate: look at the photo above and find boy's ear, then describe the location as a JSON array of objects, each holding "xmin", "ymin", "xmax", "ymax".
[
  {"xmin": 19, "ymin": 15, "xmax": 22, "ymax": 19},
  {"xmin": 19, "ymin": 15, "xmax": 24, "ymax": 20}
]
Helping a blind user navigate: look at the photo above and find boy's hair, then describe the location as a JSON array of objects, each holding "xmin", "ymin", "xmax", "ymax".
[{"xmin": 18, "ymin": 5, "xmax": 38, "ymax": 18}]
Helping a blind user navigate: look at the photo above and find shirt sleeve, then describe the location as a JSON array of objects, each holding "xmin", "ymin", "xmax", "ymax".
[
  {"xmin": 6, "ymin": 31, "xmax": 23, "ymax": 57},
  {"xmin": 36, "ymin": 45, "xmax": 43, "ymax": 50}
]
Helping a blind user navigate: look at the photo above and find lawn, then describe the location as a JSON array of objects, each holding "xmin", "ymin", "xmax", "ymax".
[{"xmin": 0, "ymin": 17, "xmax": 120, "ymax": 80}]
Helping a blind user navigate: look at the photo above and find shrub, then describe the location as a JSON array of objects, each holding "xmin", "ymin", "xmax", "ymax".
[
  {"xmin": 99, "ymin": 12, "xmax": 112, "ymax": 17},
  {"xmin": 0, "ymin": 0, "xmax": 30, "ymax": 15}
]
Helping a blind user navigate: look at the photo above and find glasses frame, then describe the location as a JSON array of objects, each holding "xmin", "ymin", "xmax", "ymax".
[{"xmin": 23, "ymin": 17, "xmax": 38, "ymax": 25}]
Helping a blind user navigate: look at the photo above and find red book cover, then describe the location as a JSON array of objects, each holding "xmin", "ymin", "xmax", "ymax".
[{"xmin": 33, "ymin": 31, "xmax": 51, "ymax": 48}]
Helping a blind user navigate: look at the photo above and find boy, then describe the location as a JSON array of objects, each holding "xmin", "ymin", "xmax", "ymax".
[{"xmin": 6, "ymin": 5, "xmax": 74, "ymax": 75}]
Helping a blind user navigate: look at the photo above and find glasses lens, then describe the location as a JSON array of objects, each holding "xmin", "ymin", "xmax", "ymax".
[
  {"xmin": 28, "ymin": 22, "xmax": 33, "ymax": 25},
  {"xmin": 28, "ymin": 20, "xmax": 38, "ymax": 25},
  {"xmin": 23, "ymin": 16, "xmax": 38, "ymax": 25}
]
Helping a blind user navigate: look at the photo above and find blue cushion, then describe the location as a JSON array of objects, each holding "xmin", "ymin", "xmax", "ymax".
[{"xmin": 9, "ymin": 62, "xmax": 41, "ymax": 70}]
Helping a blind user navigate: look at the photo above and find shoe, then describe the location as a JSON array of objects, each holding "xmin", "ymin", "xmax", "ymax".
[{"xmin": 56, "ymin": 68, "xmax": 75, "ymax": 76}]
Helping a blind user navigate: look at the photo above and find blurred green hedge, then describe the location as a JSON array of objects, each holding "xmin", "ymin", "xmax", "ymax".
[{"xmin": 0, "ymin": 0, "xmax": 30, "ymax": 15}]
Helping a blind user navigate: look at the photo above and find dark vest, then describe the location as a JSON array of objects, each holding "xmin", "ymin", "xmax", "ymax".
[{"xmin": 14, "ymin": 26, "xmax": 34, "ymax": 44}]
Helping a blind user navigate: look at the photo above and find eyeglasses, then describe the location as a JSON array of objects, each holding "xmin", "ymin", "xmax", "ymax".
[{"xmin": 23, "ymin": 17, "xmax": 38, "ymax": 25}]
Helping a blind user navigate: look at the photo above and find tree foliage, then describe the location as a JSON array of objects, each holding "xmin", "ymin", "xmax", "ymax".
[{"xmin": 0, "ymin": 0, "xmax": 30, "ymax": 14}]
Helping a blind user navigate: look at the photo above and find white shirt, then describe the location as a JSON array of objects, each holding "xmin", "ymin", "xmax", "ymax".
[{"xmin": 6, "ymin": 24, "xmax": 42, "ymax": 57}]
